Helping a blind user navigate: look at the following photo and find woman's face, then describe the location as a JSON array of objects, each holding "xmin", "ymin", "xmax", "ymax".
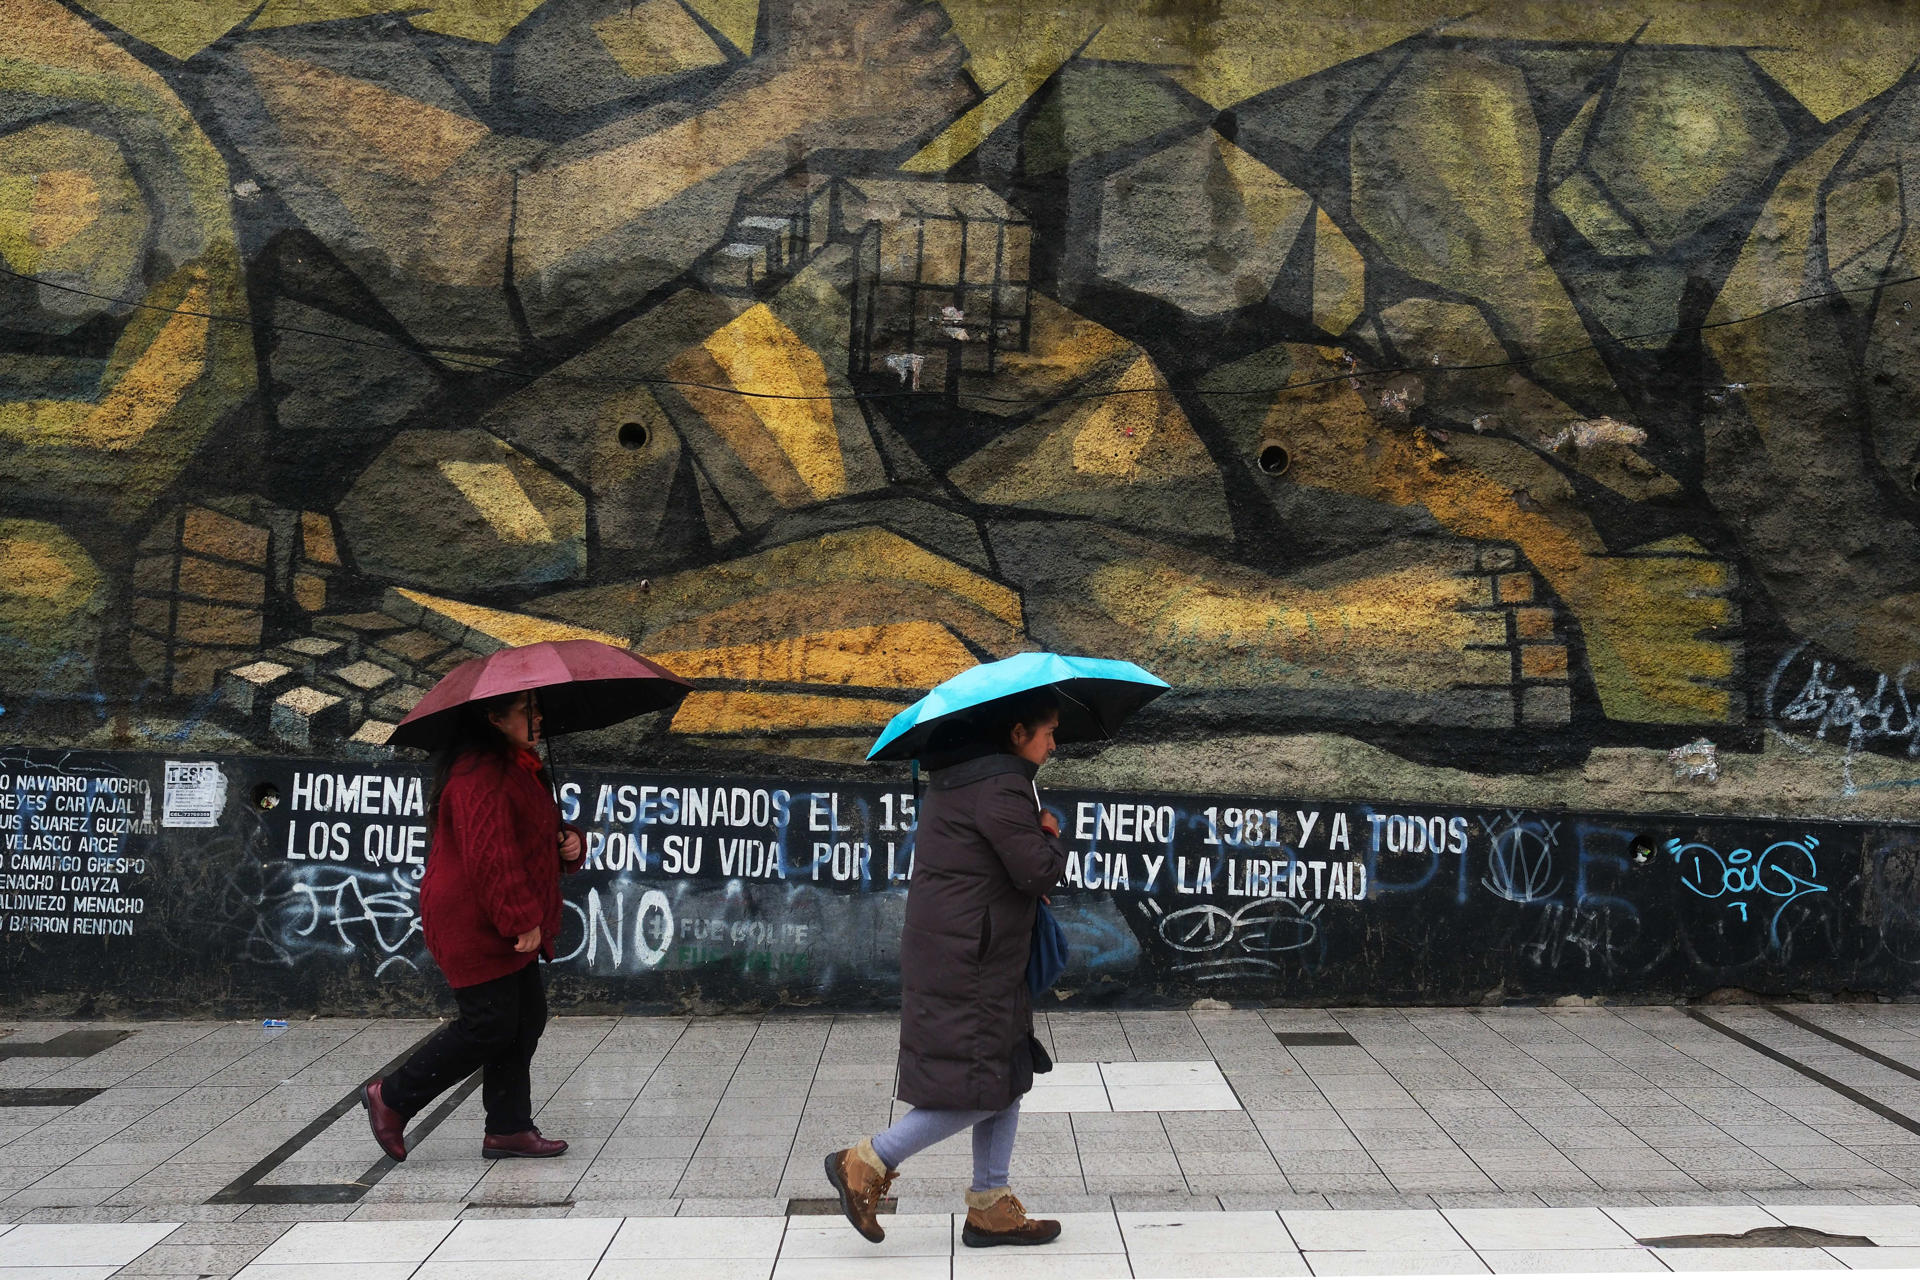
[
  {"xmin": 488, "ymin": 693, "xmax": 542, "ymax": 750},
  {"xmin": 1009, "ymin": 710, "xmax": 1060, "ymax": 766}
]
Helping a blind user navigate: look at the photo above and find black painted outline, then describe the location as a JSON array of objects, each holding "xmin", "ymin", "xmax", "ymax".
[
  {"xmin": 0, "ymin": 1029, "xmax": 132, "ymax": 1059},
  {"xmin": 1767, "ymin": 1005, "xmax": 1920, "ymax": 1085},
  {"xmin": 0, "ymin": 1087, "xmax": 104, "ymax": 1106},
  {"xmin": 207, "ymin": 1029, "xmax": 480, "ymax": 1205},
  {"xmin": 1685, "ymin": 1007, "xmax": 1920, "ymax": 1140}
]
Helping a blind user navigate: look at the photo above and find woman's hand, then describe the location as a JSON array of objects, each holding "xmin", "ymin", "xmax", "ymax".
[
  {"xmin": 1039, "ymin": 810, "xmax": 1060, "ymax": 837},
  {"xmin": 559, "ymin": 829, "xmax": 583, "ymax": 863},
  {"xmin": 513, "ymin": 926, "xmax": 542, "ymax": 953}
]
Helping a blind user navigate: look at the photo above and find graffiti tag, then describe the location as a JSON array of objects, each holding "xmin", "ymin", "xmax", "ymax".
[{"xmin": 1668, "ymin": 835, "xmax": 1828, "ymax": 947}]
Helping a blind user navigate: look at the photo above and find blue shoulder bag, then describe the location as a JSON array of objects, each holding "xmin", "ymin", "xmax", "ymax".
[{"xmin": 1025, "ymin": 779, "xmax": 1069, "ymax": 997}]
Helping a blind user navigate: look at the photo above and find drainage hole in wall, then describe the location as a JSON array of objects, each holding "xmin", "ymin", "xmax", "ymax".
[
  {"xmin": 1628, "ymin": 833, "xmax": 1655, "ymax": 865},
  {"xmin": 1257, "ymin": 443, "xmax": 1291, "ymax": 476},
  {"xmin": 617, "ymin": 420, "xmax": 650, "ymax": 450},
  {"xmin": 252, "ymin": 783, "xmax": 281, "ymax": 811}
]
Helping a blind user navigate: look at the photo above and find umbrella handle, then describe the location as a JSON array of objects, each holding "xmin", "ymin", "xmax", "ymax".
[{"xmin": 543, "ymin": 735, "xmax": 563, "ymax": 828}]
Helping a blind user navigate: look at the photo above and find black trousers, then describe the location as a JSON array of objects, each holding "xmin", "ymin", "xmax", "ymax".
[{"xmin": 383, "ymin": 960, "xmax": 546, "ymax": 1135}]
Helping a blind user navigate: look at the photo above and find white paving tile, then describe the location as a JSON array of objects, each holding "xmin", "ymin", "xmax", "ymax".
[
  {"xmin": 1041, "ymin": 1065, "xmax": 1106, "ymax": 1090},
  {"xmin": 0, "ymin": 1222, "xmax": 178, "ymax": 1266},
  {"xmin": 433, "ymin": 1217, "xmax": 620, "ymax": 1261},
  {"xmin": 1304, "ymin": 1250, "xmax": 1487, "ymax": 1275},
  {"xmin": 1654, "ymin": 1247, "xmax": 1844, "ymax": 1270},
  {"xmin": 0, "ymin": 1270, "xmax": 120, "ymax": 1280},
  {"xmin": 1121, "ymin": 1211, "xmax": 1290, "ymax": 1255},
  {"xmin": 1443, "ymin": 1208, "xmax": 1639, "ymax": 1251},
  {"xmin": 779, "ymin": 1214, "xmax": 953, "ymax": 1259},
  {"xmin": 605, "ymin": 1216, "xmax": 785, "ymax": 1259},
  {"xmin": 1602, "ymin": 1207, "xmax": 1785, "ymax": 1241},
  {"xmin": 1825, "ymin": 1246, "xmax": 1920, "ymax": 1268},
  {"xmin": 233, "ymin": 1266, "xmax": 422, "ymax": 1280},
  {"xmin": 1101, "ymin": 1062, "xmax": 1225, "ymax": 1089},
  {"xmin": 1103, "ymin": 1062, "xmax": 1242, "ymax": 1112},
  {"xmin": 1764, "ymin": 1205, "xmax": 1920, "ymax": 1246},
  {"xmin": 771, "ymin": 1257, "xmax": 949, "ymax": 1280},
  {"xmin": 594, "ymin": 1261, "xmax": 772, "ymax": 1280},
  {"xmin": 1131, "ymin": 1250, "xmax": 1310, "ymax": 1277},
  {"xmin": 952, "ymin": 1252, "xmax": 1134, "ymax": 1280},
  {"xmin": 1478, "ymin": 1249, "xmax": 1667, "ymax": 1273},
  {"xmin": 1284, "ymin": 1209, "xmax": 1470, "ymax": 1253},
  {"xmin": 418, "ymin": 1262, "xmax": 598, "ymax": 1280},
  {"xmin": 253, "ymin": 1219, "xmax": 458, "ymax": 1265},
  {"xmin": 1024, "ymin": 1087, "xmax": 1112, "ymax": 1114}
]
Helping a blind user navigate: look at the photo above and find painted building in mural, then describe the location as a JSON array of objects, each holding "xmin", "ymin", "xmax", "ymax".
[{"xmin": 1, "ymin": 0, "xmax": 1918, "ymax": 1010}]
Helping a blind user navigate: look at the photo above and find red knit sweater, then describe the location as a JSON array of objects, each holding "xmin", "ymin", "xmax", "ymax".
[{"xmin": 420, "ymin": 750, "xmax": 576, "ymax": 988}]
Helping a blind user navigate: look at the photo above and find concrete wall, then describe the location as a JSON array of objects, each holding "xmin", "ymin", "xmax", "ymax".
[
  {"xmin": 4, "ymin": 749, "xmax": 1919, "ymax": 1015},
  {"xmin": 1, "ymin": 0, "xmax": 1918, "ymax": 1010}
]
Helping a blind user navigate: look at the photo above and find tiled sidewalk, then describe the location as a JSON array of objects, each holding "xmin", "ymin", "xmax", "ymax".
[
  {"xmin": 7, "ymin": 1203, "xmax": 1920, "ymax": 1279},
  {"xmin": 8, "ymin": 1005, "xmax": 1920, "ymax": 1275}
]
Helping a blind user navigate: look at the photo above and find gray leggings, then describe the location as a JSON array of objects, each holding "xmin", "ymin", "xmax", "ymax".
[{"xmin": 871, "ymin": 1099, "xmax": 1022, "ymax": 1192}]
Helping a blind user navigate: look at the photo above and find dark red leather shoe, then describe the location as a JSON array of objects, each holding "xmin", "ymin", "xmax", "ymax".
[
  {"xmin": 360, "ymin": 1079, "xmax": 407, "ymax": 1162},
  {"xmin": 482, "ymin": 1129, "xmax": 567, "ymax": 1159}
]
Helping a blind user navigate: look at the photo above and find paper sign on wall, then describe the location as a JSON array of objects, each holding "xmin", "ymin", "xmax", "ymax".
[{"xmin": 163, "ymin": 760, "xmax": 227, "ymax": 828}]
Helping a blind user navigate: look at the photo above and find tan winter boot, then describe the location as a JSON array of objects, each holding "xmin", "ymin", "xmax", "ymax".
[
  {"xmin": 961, "ymin": 1187, "xmax": 1062, "ymax": 1247},
  {"xmin": 824, "ymin": 1139, "xmax": 896, "ymax": 1243}
]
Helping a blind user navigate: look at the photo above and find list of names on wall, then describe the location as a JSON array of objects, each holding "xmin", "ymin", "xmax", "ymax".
[{"xmin": 0, "ymin": 758, "xmax": 156, "ymax": 937}]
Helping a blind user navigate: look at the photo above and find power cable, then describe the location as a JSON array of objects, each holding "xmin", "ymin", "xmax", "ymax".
[{"xmin": 0, "ymin": 259, "xmax": 1910, "ymax": 407}]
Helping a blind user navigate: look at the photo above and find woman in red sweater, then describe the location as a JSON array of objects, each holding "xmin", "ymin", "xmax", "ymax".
[{"xmin": 360, "ymin": 689, "xmax": 583, "ymax": 1160}]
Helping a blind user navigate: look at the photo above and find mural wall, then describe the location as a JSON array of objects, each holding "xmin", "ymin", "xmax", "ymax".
[
  {"xmin": 7, "ymin": 748, "xmax": 1920, "ymax": 1014},
  {"xmin": 2, "ymin": 0, "xmax": 1919, "ymax": 812}
]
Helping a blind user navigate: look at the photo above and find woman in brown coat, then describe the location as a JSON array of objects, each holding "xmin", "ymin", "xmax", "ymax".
[{"xmin": 826, "ymin": 689, "xmax": 1069, "ymax": 1248}]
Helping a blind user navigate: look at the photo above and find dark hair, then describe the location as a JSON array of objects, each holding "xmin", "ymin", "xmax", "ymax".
[
  {"xmin": 979, "ymin": 686, "xmax": 1061, "ymax": 754},
  {"xmin": 427, "ymin": 690, "xmax": 543, "ymax": 820}
]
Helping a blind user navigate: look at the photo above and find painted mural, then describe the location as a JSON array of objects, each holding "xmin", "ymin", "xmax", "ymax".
[{"xmin": 2, "ymin": 0, "xmax": 1918, "ymax": 796}]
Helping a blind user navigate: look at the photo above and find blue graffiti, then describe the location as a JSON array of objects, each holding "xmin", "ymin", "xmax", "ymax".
[{"xmin": 1669, "ymin": 835, "xmax": 1828, "ymax": 947}]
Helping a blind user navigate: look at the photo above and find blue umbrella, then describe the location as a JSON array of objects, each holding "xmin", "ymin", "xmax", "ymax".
[{"xmin": 868, "ymin": 652, "xmax": 1169, "ymax": 762}]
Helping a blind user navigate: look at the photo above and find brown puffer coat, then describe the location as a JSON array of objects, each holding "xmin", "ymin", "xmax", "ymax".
[{"xmin": 896, "ymin": 752, "xmax": 1068, "ymax": 1112}]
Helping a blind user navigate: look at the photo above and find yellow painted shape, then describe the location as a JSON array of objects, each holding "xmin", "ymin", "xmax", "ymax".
[
  {"xmin": 1270, "ymin": 344, "xmax": 1734, "ymax": 722},
  {"xmin": 0, "ymin": 520, "xmax": 96, "ymax": 602},
  {"xmin": 0, "ymin": 173, "xmax": 35, "ymax": 272},
  {"xmin": 518, "ymin": 75, "xmax": 799, "ymax": 273},
  {"xmin": 593, "ymin": 0, "xmax": 726, "ymax": 78},
  {"xmin": 71, "ymin": 0, "xmax": 255, "ymax": 60},
  {"xmin": 1065, "ymin": 355, "xmax": 1207, "ymax": 482},
  {"xmin": 701, "ymin": 304, "xmax": 845, "ymax": 501},
  {"xmin": 0, "ymin": 124, "xmax": 145, "ymax": 294},
  {"xmin": 681, "ymin": 0, "xmax": 758, "ymax": 55},
  {"xmin": 1075, "ymin": 0, "xmax": 1455, "ymax": 107},
  {"xmin": 301, "ymin": 511, "xmax": 341, "ymax": 567},
  {"xmin": 1216, "ymin": 137, "xmax": 1311, "ymax": 247},
  {"xmin": 901, "ymin": 6, "xmax": 1086, "ymax": 172},
  {"xmin": 0, "ymin": 277, "xmax": 213, "ymax": 450},
  {"xmin": 1087, "ymin": 554, "xmax": 1498, "ymax": 691},
  {"xmin": 241, "ymin": 46, "xmax": 489, "ymax": 186},
  {"xmin": 0, "ymin": 517, "xmax": 104, "ymax": 693},
  {"xmin": 1747, "ymin": 48, "xmax": 1910, "ymax": 125},
  {"xmin": 438, "ymin": 461, "xmax": 554, "ymax": 544},
  {"xmin": 249, "ymin": 0, "xmax": 545, "ymax": 44},
  {"xmin": 1312, "ymin": 209, "xmax": 1366, "ymax": 336},
  {"xmin": 647, "ymin": 527, "xmax": 1024, "ymax": 630},
  {"xmin": 672, "ymin": 690, "xmax": 905, "ymax": 735},
  {"xmin": 651, "ymin": 621, "xmax": 975, "ymax": 688},
  {"xmin": 29, "ymin": 169, "xmax": 100, "ymax": 255},
  {"xmin": 394, "ymin": 588, "xmax": 629, "ymax": 648}
]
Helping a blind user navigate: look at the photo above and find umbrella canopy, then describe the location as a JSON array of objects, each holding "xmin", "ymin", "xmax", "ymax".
[
  {"xmin": 868, "ymin": 652, "xmax": 1168, "ymax": 762},
  {"xmin": 390, "ymin": 639, "xmax": 692, "ymax": 751}
]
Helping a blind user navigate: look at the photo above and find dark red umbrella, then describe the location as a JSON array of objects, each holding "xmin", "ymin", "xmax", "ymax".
[{"xmin": 389, "ymin": 639, "xmax": 692, "ymax": 751}]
